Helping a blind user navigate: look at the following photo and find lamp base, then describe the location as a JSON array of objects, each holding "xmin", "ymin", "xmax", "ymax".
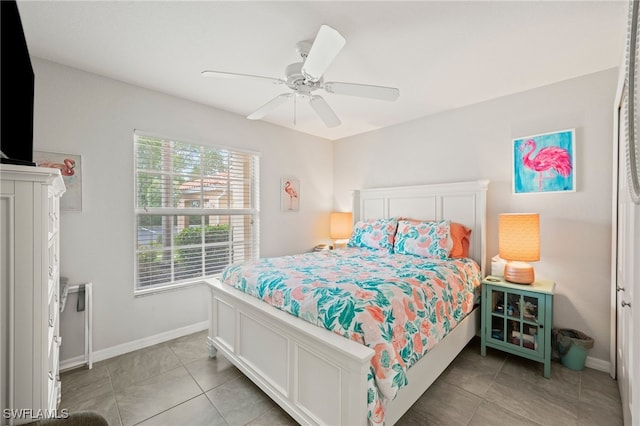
[
  {"xmin": 503, "ymin": 261, "xmax": 535, "ymax": 284},
  {"xmin": 333, "ymin": 239, "xmax": 349, "ymax": 249}
]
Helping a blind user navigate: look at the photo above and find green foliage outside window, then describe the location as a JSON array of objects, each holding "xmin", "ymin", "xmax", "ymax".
[{"xmin": 173, "ymin": 224, "xmax": 231, "ymax": 280}]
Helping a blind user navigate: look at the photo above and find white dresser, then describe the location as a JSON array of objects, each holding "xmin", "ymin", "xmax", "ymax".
[{"xmin": 1, "ymin": 164, "xmax": 66, "ymax": 424}]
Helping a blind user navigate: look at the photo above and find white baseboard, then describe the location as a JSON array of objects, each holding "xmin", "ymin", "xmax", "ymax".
[
  {"xmin": 60, "ymin": 320, "xmax": 208, "ymax": 372},
  {"xmin": 585, "ymin": 356, "xmax": 610, "ymax": 373},
  {"xmin": 60, "ymin": 355, "xmax": 87, "ymax": 372},
  {"xmin": 60, "ymin": 321, "xmax": 612, "ymax": 377}
]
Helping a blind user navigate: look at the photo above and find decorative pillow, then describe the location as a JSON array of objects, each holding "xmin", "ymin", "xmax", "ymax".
[
  {"xmin": 347, "ymin": 218, "xmax": 398, "ymax": 253},
  {"xmin": 393, "ymin": 219, "xmax": 453, "ymax": 259},
  {"xmin": 397, "ymin": 217, "xmax": 471, "ymax": 258},
  {"xmin": 449, "ymin": 222, "xmax": 472, "ymax": 258}
]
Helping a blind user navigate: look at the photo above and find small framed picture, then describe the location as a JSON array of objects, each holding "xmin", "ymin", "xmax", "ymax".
[
  {"xmin": 281, "ymin": 177, "xmax": 300, "ymax": 212},
  {"xmin": 512, "ymin": 129, "xmax": 576, "ymax": 194},
  {"xmin": 34, "ymin": 151, "xmax": 83, "ymax": 211}
]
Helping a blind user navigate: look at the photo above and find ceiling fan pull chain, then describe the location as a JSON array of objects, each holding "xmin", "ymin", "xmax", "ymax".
[{"xmin": 293, "ymin": 94, "xmax": 297, "ymax": 126}]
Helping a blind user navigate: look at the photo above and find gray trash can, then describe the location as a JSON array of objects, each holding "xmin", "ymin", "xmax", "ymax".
[{"xmin": 553, "ymin": 328, "xmax": 594, "ymax": 371}]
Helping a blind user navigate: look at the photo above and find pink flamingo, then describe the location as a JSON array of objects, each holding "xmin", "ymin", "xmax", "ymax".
[
  {"xmin": 284, "ymin": 180, "xmax": 298, "ymax": 210},
  {"xmin": 39, "ymin": 158, "xmax": 76, "ymax": 176},
  {"xmin": 520, "ymin": 139, "xmax": 572, "ymax": 190}
]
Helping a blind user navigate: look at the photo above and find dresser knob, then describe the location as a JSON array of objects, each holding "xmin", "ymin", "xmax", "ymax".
[{"xmin": 621, "ymin": 301, "xmax": 632, "ymax": 308}]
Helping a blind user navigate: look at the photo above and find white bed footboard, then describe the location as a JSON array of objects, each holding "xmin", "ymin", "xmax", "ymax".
[{"xmin": 207, "ymin": 278, "xmax": 374, "ymax": 426}]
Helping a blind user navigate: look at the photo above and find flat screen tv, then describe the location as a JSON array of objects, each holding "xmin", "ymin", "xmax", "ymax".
[{"xmin": 1, "ymin": 0, "xmax": 36, "ymax": 166}]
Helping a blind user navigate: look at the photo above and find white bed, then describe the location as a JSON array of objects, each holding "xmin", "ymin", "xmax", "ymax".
[{"xmin": 206, "ymin": 180, "xmax": 488, "ymax": 425}]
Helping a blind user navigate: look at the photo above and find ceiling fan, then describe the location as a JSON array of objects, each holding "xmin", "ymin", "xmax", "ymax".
[{"xmin": 201, "ymin": 25, "xmax": 400, "ymax": 128}]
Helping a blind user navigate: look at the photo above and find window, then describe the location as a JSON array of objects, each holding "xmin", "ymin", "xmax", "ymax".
[{"xmin": 134, "ymin": 132, "xmax": 259, "ymax": 294}]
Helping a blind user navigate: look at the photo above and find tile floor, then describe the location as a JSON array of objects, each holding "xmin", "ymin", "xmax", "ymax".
[{"xmin": 60, "ymin": 332, "xmax": 623, "ymax": 426}]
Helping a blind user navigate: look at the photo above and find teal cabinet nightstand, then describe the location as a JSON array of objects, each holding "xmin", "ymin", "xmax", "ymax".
[{"xmin": 480, "ymin": 276, "xmax": 555, "ymax": 378}]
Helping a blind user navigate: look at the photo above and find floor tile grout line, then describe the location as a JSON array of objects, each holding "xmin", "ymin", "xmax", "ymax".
[
  {"xmin": 106, "ymin": 342, "xmax": 196, "ymax": 426},
  {"xmin": 577, "ymin": 367, "xmax": 583, "ymax": 403},
  {"xmin": 481, "ymin": 355, "xmax": 571, "ymax": 426},
  {"xmin": 205, "ymin": 375, "xmax": 258, "ymax": 426},
  {"xmin": 110, "ymin": 364, "xmax": 208, "ymax": 426},
  {"xmin": 105, "ymin": 362, "xmax": 125, "ymax": 426},
  {"xmin": 464, "ymin": 400, "xmax": 482, "ymax": 426},
  {"xmin": 168, "ymin": 335, "xmax": 242, "ymax": 425},
  {"xmin": 130, "ymin": 394, "xmax": 206, "ymax": 426},
  {"xmin": 167, "ymin": 334, "xmax": 228, "ymax": 395}
]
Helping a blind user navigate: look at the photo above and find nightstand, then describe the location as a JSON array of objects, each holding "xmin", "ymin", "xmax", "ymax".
[{"xmin": 480, "ymin": 275, "xmax": 555, "ymax": 378}]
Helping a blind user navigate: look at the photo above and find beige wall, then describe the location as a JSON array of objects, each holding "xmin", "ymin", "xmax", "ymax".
[
  {"xmin": 333, "ymin": 68, "xmax": 618, "ymax": 364},
  {"xmin": 32, "ymin": 58, "xmax": 334, "ymax": 360},
  {"xmin": 37, "ymin": 54, "xmax": 618, "ymax": 366}
]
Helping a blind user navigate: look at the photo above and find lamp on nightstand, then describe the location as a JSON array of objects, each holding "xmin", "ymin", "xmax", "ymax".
[
  {"xmin": 499, "ymin": 213, "xmax": 540, "ymax": 284},
  {"xmin": 330, "ymin": 212, "xmax": 353, "ymax": 249}
]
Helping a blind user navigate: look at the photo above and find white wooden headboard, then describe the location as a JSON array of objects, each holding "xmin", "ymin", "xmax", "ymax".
[{"xmin": 353, "ymin": 180, "xmax": 489, "ymax": 276}]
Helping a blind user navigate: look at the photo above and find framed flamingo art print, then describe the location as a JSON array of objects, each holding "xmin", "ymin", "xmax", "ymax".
[
  {"xmin": 34, "ymin": 150, "xmax": 83, "ymax": 210},
  {"xmin": 512, "ymin": 129, "xmax": 575, "ymax": 194},
  {"xmin": 281, "ymin": 177, "xmax": 300, "ymax": 212}
]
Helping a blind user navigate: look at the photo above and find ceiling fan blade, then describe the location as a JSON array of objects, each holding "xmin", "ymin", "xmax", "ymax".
[
  {"xmin": 247, "ymin": 93, "xmax": 292, "ymax": 120},
  {"xmin": 309, "ymin": 95, "xmax": 341, "ymax": 127},
  {"xmin": 323, "ymin": 82, "xmax": 400, "ymax": 101},
  {"xmin": 301, "ymin": 25, "xmax": 346, "ymax": 83},
  {"xmin": 201, "ymin": 70, "xmax": 284, "ymax": 85}
]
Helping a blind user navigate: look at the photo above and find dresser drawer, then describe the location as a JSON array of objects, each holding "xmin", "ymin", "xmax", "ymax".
[
  {"xmin": 47, "ymin": 342, "xmax": 60, "ymax": 411},
  {"xmin": 47, "ymin": 190, "xmax": 60, "ymax": 238},
  {"xmin": 47, "ymin": 238, "xmax": 59, "ymax": 299},
  {"xmin": 47, "ymin": 292, "xmax": 59, "ymax": 354}
]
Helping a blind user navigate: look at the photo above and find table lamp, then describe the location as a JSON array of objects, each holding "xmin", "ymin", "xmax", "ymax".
[
  {"xmin": 498, "ymin": 213, "xmax": 540, "ymax": 284},
  {"xmin": 330, "ymin": 212, "xmax": 353, "ymax": 249}
]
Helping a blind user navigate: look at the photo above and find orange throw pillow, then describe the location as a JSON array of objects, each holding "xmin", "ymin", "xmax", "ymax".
[{"xmin": 449, "ymin": 222, "xmax": 471, "ymax": 258}]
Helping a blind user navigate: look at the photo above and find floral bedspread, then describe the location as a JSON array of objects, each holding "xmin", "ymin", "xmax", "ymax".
[{"xmin": 221, "ymin": 247, "xmax": 481, "ymax": 424}]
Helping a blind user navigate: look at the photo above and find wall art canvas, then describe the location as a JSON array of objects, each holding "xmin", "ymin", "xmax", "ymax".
[
  {"xmin": 34, "ymin": 151, "xmax": 83, "ymax": 211},
  {"xmin": 281, "ymin": 177, "xmax": 300, "ymax": 212},
  {"xmin": 512, "ymin": 129, "xmax": 575, "ymax": 194}
]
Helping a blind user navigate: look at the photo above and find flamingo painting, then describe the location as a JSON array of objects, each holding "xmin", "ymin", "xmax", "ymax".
[
  {"xmin": 282, "ymin": 178, "xmax": 300, "ymax": 211},
  {"xmin": 38, "ymin": 158, "xmax": 76, "ymax": 176},
  {"xmin": 513, "ymin": 129, "xmax": 575, "ymax": 194},
  {"xmin": 34, "ymin": 151, "xmax": 83, "ymax": 211}
]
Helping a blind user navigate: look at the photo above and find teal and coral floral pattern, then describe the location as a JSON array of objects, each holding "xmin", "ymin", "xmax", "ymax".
[
  {"xmin": 221, "ymin": 248, "xmax": 481, "ymax": 425},
  {"xmin": 347, "ymin": 218, "xmax": 398, "ymax": 253},
  {"xmin": 394, "ymin": 219, "xmax": 454, "ymax": 259}
]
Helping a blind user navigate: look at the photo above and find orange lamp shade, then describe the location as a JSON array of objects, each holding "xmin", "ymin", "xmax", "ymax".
[
  {"xmin": 498, "ymin": 213, "xmax": 540, "ymax": 262},
  {"xmin": 330, "ymin": 212, "xmax": 353, "ymax": 240}
]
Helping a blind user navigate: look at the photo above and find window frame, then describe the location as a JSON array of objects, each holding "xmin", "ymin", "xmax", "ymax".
[{"xmin": 133, "ymin": 130, "xmax": 260, "ymax": 296}]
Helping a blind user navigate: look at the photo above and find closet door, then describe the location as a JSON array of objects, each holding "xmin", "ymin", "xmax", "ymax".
[
  {"xmin": 0, "ymin": 194, "xmax": 10, "ymax": 418},
  {"xmin": 616, "ymin": 90, "xmax": 633, "ymax": 426}
]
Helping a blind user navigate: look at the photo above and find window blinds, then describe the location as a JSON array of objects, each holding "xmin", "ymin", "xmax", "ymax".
[{"xmin": 134, "ymin": 132, "xmax": 259, "ymax": 292}]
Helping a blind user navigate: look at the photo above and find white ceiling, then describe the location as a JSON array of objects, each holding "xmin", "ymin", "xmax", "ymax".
[{"xmin": 17, "ymin": 1, "xmax": 628, "ymax": 141}]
